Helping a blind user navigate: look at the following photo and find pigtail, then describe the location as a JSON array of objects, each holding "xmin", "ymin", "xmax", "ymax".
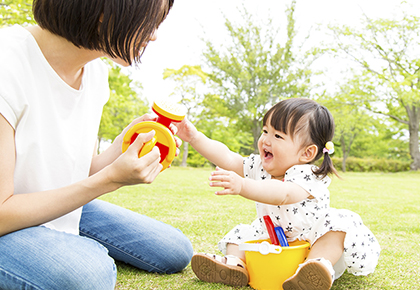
[{"xmin": 312, "ymin": 151, "xmax": 339, "ymax": 179}]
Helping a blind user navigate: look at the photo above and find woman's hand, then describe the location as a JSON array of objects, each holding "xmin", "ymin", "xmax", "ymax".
[
  {"xmin": 209, "ymin": 167, "xmax": 244, "ymax": 196},
  {"xmin": 113, "ymin": 113, "xmax": 158, "ymax": 149},
  {"xmin": 105, "ymin": 130, "xmax": 163, "ymax": 187}
]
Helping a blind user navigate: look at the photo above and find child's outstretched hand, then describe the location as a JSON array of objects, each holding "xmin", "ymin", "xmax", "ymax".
[
  {"xmin": 209, "ymin": 167, "xmax": 244, "ymax": 195},
  {"xmin": 174, "ymin": 118, "xmax": 198, "ymax": 143}
]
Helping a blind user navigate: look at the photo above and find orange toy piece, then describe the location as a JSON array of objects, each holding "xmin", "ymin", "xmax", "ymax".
[{"xmin": 122, "ymin": 99, "xmax": 185, "ymax": 171}]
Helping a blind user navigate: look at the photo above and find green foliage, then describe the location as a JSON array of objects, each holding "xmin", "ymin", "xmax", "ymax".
[
  {"xmin": 163, "ymin": 65, "xmax": 209, "ymax": 166},
  {"xmin": 326, "ymin": 156, "xmax": 411, "ymax": 173},
  {"xmin": 203, "ymin": 0, "xmax": 314, "ymax": 152},
  {"xmin": 0, "ymin": 0, "xmax": 35, "ymax": 27},
  {"xmin": 327, "ymin": 7, "xmax": 420, "ymax": 170},
  {"xmin": 98, "ymin": 61, "xmax": 149, "ymax": 149}
]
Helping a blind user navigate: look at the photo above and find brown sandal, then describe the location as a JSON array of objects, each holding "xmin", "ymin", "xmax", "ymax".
[
  {"xmin": 282, "ymin": 258, "xmax": 334, "ymax": 290},
  {"xmin": 191, "ymin": 253, "xmax": 249, "ymax": 287}
]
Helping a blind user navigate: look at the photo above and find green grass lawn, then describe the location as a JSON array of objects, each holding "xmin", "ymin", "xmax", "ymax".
[{"xmin": 99, "ymin": 167, "xmax": 420, "ymax": 290}]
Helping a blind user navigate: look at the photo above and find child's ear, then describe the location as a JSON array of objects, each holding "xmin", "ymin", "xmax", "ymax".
[{"xmin": 300, "ymin": 144, "xmax": 318, "ymax": 163}]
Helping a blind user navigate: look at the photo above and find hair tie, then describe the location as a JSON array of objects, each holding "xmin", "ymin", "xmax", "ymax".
[{"xmin": 323, "ymin": 141, "xmax": 334, "ymax": 155}]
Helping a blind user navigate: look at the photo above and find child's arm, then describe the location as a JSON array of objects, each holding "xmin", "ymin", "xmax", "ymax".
[
  {"xmin": 209, "ymin": 167, "xmax": 310, "ymax": 205},
  {"xmin": 175, "ymin": 119, "xmax": 244, "ymax": 176}
]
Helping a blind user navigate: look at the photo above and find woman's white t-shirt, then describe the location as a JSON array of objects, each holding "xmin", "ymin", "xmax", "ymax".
[{"xmin": 0, "ymin": 26, "xmax": 110, "ymax": 235}]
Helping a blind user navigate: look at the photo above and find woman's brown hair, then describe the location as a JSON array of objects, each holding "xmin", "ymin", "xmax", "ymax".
[{"xmin": 32, "ymin": 0, "xmax": 174, "ymax": 65}]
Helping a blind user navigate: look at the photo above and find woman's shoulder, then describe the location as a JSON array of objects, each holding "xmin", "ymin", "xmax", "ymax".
[
  {"xmin": 0, "ymin": 25, "xmax": 32, "ymax": 51},
  {"xmin": 0, "ymin": 26, "xmax": 37, "ymax": 76}
]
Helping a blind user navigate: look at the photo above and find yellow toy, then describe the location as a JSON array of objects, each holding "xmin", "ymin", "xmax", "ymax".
[{"xmin": 122, "ymin": 100, "xmax": 185, "ymax": 171}]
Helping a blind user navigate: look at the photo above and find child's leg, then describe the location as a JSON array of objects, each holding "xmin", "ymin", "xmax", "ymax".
[
  {"xmin": 307, "ymin": 231, "xmax": 346, "ymax": 265},
  {"xmin": 226, "ymin": 243, "xmax": 246, "ymax": 263}
]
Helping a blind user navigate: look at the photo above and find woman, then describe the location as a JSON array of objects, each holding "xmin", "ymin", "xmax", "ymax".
[{"xmin": 0, "ymin": 0, "xmax": 193, "ymax": 289}]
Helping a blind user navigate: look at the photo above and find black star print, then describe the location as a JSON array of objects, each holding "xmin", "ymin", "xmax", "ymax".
[
  {"xmin": 304, "ymin": 174, "xmax": 311, "ymax": 181},
  {"xmin": 300, "ymin": 201, "xmax": 306, "ymax": 207},
  {"xmin": 293, "ymin": 208, "xmax": 298, "ymax": 214},
  {"xmin": 250, "ymin": 164, "xmax": 253, "ymax": 169},
  {"xmin": 261, "ymin": 175, "xmax": 266, "ymax": 180},
  {"xmin": 286, "ymin": 226, "xmax": 293, "ymax": 232}
]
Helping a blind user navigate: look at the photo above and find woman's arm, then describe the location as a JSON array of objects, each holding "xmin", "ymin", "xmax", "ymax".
[
  {"xmin": 175, "ymin": 118, "xmax": 244, "ymax": 176},
  {"xmin": 0, "ymin": 114, "xmax": 162, "ymax": 237},
  {"xmin": 209, "ymin": 168, "xmax": 310, "ymax": 205}
]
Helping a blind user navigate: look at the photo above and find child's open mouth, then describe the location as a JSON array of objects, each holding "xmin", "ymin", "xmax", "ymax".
[{"xmin": 264, "ymin": 149, "xmax": 273, "ymax": 159}]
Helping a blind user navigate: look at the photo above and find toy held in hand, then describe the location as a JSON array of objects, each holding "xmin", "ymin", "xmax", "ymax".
[{"xmin": 122, "ymin": 99, "xmax": 185, "ymax": 171}]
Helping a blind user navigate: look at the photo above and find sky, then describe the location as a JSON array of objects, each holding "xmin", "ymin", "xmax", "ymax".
[{"xmin": 126, "ymin": 0, "xmax": 420, "ymax": 104}]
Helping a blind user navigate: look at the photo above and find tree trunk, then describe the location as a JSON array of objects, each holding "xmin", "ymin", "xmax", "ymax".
[
  {"xmin": 181, "ymin": 142, "xmax": 189, "ymax": 167},
  {"xmin": 340, "ymin": 135, "xmax": 347, "ymax": 172},
  {"xmin": 406, "ymin": 104, "xmax": 420, "ymax": 170},
  {"xmin": 252, "ymin": 119, "xmax": 262, "ymax": 153}
]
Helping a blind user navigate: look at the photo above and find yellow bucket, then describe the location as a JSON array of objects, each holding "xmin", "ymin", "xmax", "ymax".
[{"xmin": 239, "ymin": 239, "xmax": 310, "ymax": 290}]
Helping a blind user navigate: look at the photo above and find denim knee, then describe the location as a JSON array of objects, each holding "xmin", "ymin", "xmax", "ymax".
[
  {"xmin": 0, "ymin": 227, "xmax": 117, "ymax": 290},
  {"xmin": 55, "ymin": 244, "xmax": 117, "ymax": 290},
  {"xmin": 162, "ymin": 231, "xmax": 194, "ymax": 274}
]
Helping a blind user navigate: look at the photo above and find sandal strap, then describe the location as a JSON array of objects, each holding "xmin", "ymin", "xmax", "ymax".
[
  {"xmin": 225, "ymin": 255, "xmax": 247, "ymax": 270},
  {"xmin": 203, "ymin": 253, "xmax": 247, "ymax": 270},
  {"xmin": 204, "ymin": 253, "xmax": 224, "ymax": 263}
]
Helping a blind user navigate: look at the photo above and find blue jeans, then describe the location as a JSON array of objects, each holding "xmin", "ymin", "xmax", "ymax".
[{"xmin": 0, "ymin": 200, "xmax": 193, "ymax": 290}]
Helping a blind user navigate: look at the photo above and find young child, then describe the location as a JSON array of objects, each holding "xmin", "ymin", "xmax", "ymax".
[{"xmin": 175, "ymin": 98, "xmax": 380, "ymax": 289}]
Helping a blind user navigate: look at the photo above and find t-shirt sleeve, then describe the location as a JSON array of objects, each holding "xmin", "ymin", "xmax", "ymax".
[
  {"xmin": 283, "ymin": 165, "xmax": 331, "ymax": 202},
  {"xmin": 0, "ymin": 87, "xmax": 18, "ymax": 129}
]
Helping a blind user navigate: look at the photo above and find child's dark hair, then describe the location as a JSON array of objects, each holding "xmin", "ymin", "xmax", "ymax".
[
  {"xmin": 263, "ymin": 98, "xmax": 338, "ymax": 178},
  {"xmin": 32, "ymin": 0, "xmax": 174, "ymax": 65}
]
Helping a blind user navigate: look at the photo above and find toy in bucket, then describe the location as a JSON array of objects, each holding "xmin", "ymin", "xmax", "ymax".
[
  {"xmin": 238, "ymin": 215, "xmax": 310, "ymax": 290},
  {"xmin": 122, "ymin": 99, "xmax": 185, "ymax": 171},
  {"xmin": 239, "ymin": 239, "xmax": 310, "ymax": 290}
]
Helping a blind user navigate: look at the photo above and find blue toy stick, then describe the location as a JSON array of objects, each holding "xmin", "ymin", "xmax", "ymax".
[{"xmin": 274, "ymin": 226, "xmax": 289, "ymax": 247}]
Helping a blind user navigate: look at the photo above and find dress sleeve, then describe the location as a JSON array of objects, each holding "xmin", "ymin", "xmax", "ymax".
[
  {"xmin": 243, "ymin": 154, "xmax": 257, "ymax": 179},
  {"xmin": 283, "ymin": 165, "xmax": 331, "ymax": 202}
]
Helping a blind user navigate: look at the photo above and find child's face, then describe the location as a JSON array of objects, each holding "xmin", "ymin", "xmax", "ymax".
[{"xmin": 258, "ymin": 122, "xmax": 306, "ymax": 180}]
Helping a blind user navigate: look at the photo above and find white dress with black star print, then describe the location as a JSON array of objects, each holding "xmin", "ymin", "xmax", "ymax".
[{"xmin": 218, "ymin": 154, "xmax": 380, "ymax": 277}]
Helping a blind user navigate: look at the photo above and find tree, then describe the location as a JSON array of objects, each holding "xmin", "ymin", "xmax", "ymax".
[
  {"xmin": 163, "ymin": 65, "xmax": 208, "ymax": 166},
  {"xmin": 329, "ymin": 10, "xmax": 420, "ymax": 170},
  {"xmin": 98, "ymin": 62, "xmax": 149, "ymax": 152},
  {"xmin": 0, "ymin": 0, "xmax": 35, "ymax": 27},
  {"xmin": 203, "ymin": 0, "xmax": 314, "ymax": 153},
  {"xmin": 321, "ymin": 88, "xmax": 375, "ymax": 172}
]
